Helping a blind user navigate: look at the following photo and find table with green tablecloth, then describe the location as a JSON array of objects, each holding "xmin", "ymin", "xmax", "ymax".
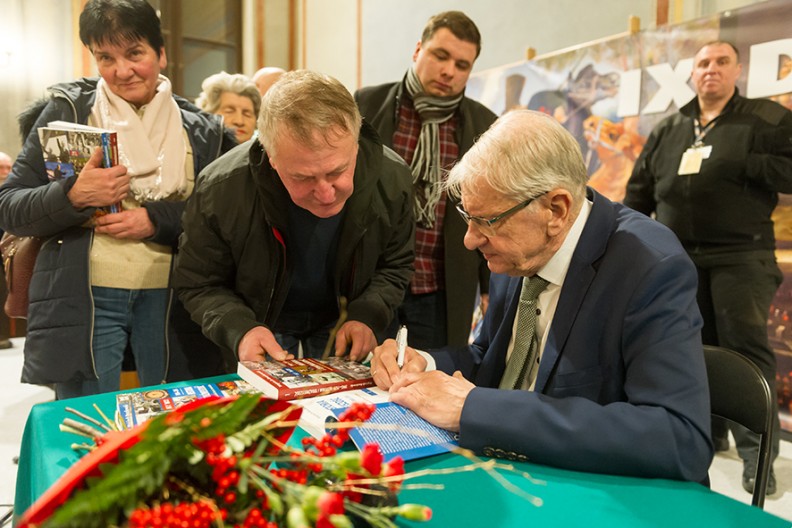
[{"xmin": 13, "ymin": 375, "xmax": 792, "ymax": 527}]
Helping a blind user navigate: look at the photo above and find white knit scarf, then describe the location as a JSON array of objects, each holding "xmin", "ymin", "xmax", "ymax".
[
  {"xmin": 91, "ymin": 75, "xmax": 187, "ymax": 202},
  {"xmin": 404, "ymin": 66, "xmax": 464, "ymax": 227}
]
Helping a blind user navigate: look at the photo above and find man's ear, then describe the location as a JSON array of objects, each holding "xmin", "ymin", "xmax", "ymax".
[
  {"xmin": 544, "ymin": 189, "xmax": 573, "ymax": 236},
  {"xmin": 412, "ymin": 40, "xmax": 423, "ymax": 62}
]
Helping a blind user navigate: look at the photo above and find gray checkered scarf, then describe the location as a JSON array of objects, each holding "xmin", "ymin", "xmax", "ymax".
[{"xmin": 404, "ymin": 66, "xmax": 464, "ymax": 227}]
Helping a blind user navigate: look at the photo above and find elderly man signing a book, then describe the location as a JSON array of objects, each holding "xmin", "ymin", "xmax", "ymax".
[
  {"xmin": 173, "ymin": 70, "xmax": 415, "ymax": 363},
  {"xmin": 369, "ymin": 110, "xmax": 713, "ymax": 483}
]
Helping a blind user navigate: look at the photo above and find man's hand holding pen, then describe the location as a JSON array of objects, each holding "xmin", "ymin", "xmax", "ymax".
[
  {"xmin": 370, "ymin": 334, "xmax": 473, "ymax": 432},
  {"xmin": 370, "ymin": 337, "xmax": 427, "ymax": 389}
]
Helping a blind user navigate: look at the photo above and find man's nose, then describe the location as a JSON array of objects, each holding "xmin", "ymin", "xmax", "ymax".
[
  {"xmin": 463, "ymin": 223, "xmax": 485, "ymax": 250},
  {"xmin": 314, "ymin": 179, "xmax": 335, "ymax": 202},
  {"xmin": 439, "ymin": 61, "xmax": 455, "ymax": 78}
]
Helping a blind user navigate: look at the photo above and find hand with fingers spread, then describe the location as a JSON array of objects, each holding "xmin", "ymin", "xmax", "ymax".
[
  {"xmin": 370, "ymin": 338, "xmax": 427, "ymax": 389},
  {"xmin": 238, "ymin": 326, "xmax": 293, "ymax": 362},
  {"xmin": 389, "ymin": 370, "xmax": 475, "ymax": 432},
  {"xmin": 67, "ymin": 147, "xmax": 130, "ymax": 209}
]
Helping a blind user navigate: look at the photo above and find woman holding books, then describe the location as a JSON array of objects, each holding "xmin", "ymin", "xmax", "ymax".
[{"xmin": 0, "ymin": 0, "xmax": 236, "ymax": 399}]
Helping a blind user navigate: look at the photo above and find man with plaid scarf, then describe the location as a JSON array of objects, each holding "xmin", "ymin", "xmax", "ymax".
[{"xmin": 355, "ymin": 11, "xmax": 496, "ymax": 349}]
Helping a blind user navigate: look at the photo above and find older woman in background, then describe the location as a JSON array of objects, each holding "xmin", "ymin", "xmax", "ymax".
[{"xmin": 196, "ymin": 72, "xmax": 261, "ymax": 143}]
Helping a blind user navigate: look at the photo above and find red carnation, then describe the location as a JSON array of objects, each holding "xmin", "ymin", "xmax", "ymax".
[
  {"xmin": 382, "ymin": 456, "xmax": 405, "ymax": 490},
  {"xmin": 360, "ymin": 443, "xmax": 383, "ymax": 475},
  {"xmin": 317, "ymin": 491, "xmax": 345, "ymax": 516}
]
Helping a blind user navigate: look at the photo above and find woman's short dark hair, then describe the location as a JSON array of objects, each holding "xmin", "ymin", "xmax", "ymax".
[{"xmin": 79, "ymin": 0, "xmax": 164, "ymax": 56}]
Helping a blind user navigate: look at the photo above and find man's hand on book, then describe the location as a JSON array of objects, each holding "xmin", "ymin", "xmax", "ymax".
[
  {"xmin": 94, "ymin": 208, "xmax": 155, "ymax": 239},
  {"xmin": 239, "ymin": 326, "xmax": 293, "ymax": 362},
  {"xmin": 67, "ymin": 147, "xmax": 129, "ymax": 209},
  {"xmin": 388, "ymin": 370, "xmax": 473, "ymax": 432},
  {"xmin": 334, "ymin": 321, "xmax": 376, "ymax": 362},
  {"xmin": 370, "ymin": 339, "xmax": 427, "ymax": 389}
]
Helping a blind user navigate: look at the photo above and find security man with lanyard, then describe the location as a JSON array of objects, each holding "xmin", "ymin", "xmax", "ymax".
[{"xmin": 625, "ymin": 40, "xmax": 792, "ymax": 497}]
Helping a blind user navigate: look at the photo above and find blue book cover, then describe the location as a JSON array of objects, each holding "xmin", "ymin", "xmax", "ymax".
[
  {"xmin": 116, "ymin": 379, "xmax": 256, "ymax": 429},
  {"xmin": 322, "ymin": 396, "xmax": 458, "ymax": 462}
]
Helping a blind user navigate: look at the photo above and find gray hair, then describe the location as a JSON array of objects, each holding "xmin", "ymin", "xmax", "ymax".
[
  {"xmin": 446, "ymin": 109, "xmax": 587, "ymax": 204},
  {"xmin": 258, "ymin": 70, "xmax": 361, "ymax": 158},
  {"xmin": 195, "ymin": 71, "xmax": 261, "ymax": 117}
]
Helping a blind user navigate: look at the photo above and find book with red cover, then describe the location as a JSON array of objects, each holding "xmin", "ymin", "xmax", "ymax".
[{"xmin": 237, "ymin": 357, "xmax": 374, "ymax": 400}]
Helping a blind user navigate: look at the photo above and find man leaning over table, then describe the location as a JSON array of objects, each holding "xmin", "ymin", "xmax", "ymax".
[
  {"xmin": 173, "ymin": 70, "xmax": 415, "ymax": 362},
  {"xmin": 370, "ymin": 109, "xmax": 714, "ymax": 482}
]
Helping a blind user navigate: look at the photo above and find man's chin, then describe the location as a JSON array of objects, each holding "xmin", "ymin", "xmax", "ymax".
[{"xmin": 305, "ymin": 203, "xmax": 344, "ymax": 218}]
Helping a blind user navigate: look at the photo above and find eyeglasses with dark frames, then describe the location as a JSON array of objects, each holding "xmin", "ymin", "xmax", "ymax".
[{"xmin": 455, "ymin": 194, "xmax": 544, "ymax": 236}]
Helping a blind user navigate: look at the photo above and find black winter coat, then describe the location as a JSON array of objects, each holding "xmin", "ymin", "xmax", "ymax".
[
  {"xmin": 0, "ymin": 77, "xmax": 236, "ymax": 385},
  {"xmin": 173, "ymin": 123, "xmax": 416, "ymax": 356}
]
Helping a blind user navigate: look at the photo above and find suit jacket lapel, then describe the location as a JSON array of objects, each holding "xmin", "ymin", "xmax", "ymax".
[{"xmin": 535, "ymin": 189, "xmax": 616, "ymax": 393}]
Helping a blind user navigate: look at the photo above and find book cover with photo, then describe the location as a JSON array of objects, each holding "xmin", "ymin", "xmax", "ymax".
[
  {"xmin": 237, "ymin": 357, "xmax": 374, "ymax": 400},
  {"xmin": 37, "ymin": 120, "xmax": 122, "ymax": 214},
  {"xmin": 115, "ymin": 379, "xmax": 256, "ymax": 429}
]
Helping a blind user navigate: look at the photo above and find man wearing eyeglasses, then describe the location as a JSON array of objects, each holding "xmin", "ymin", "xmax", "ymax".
[{"xmin": 370, "ymin": 110, "xmax": 713, "ymax": 482}]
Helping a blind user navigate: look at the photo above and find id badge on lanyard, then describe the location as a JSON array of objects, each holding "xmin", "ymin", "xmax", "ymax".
[{"xmin": 678, "ymin": 118, "xmax": 715, "ymax": 176}]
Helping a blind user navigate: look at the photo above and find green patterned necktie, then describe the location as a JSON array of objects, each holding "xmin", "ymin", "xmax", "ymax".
[{"xmin": 499, "ymin": 275, "xmax": 550, "ymax": 390}]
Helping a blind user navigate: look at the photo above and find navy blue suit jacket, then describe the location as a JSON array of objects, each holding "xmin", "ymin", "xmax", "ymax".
[{"xmin": 431, "ymin": 189, "xmax": 713, "ymax": 482}]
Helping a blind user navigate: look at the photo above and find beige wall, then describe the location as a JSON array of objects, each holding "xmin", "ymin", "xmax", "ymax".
[{"xmin": 0, "ymin": 0, "xmax": 769, "ymax": 158}]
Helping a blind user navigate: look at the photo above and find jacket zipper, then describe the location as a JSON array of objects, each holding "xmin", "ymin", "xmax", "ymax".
[
  {"xmin": 162, "ymin": 288, "xmax": 174, "ymax": 383},
  {"xmin": 86, "ymin": 231, "xmax": 99, "ymax": 379},
  {"xmin": 263, "ymin": 226, "xmax": 287, "ymax": 325}
]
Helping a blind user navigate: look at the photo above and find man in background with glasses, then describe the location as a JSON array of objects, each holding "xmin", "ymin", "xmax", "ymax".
[{"xmin": 369, "ymin": 110, "xmax": 713, "ymax": 482}]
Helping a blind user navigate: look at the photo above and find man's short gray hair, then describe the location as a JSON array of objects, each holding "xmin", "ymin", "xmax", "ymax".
[
  {"xmin": 195, "ymin": 71, "xmax": 261, "ymax": 117},
  {"xmin": 446, "ymin": 109, "xmax": 587, "ymax": 203},
  {"xmin": 258, "ymin": 70, "xmax": 361, "ymax": 158}
]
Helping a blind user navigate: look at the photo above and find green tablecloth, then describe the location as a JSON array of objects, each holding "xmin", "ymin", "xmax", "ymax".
[{"xmin": 14, "ymin": 376, "xmax": 791, "ymax": 528}]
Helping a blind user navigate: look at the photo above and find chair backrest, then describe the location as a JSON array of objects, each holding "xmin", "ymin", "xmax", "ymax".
[{"xmin": 703, "ymin": 344, "xmax": 773, "ymax": 508}]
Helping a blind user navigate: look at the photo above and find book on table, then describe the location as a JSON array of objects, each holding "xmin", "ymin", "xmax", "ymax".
[
  {"xmin": 37, "ymin": 120, "xmax": 122, "ymax": 214},
  {"xmin": 295, "ymin": 386, "xmax": 459, "ymax": 462},
  {"xmin": 115, "ymin": 379, "xmax": 257, "ymax": 429},
  {"xmin": 236, "ymin": 357, "xmax": 375, "ymax": 400}
]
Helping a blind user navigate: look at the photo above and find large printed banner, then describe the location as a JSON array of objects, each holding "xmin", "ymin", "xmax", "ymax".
[{"xmin": 466, "ymin": 0, "xmax": 792, "ymax": 436}]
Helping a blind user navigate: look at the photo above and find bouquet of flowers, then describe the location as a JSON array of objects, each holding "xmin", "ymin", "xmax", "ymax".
[{"xmin": 18, "ymin": 394, "xmax": 432, "ymax": 528}]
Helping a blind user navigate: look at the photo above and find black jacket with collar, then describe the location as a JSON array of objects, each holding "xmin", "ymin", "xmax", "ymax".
[
  {"xmin": 172, "ymin": 122, "xmax": 416, "ymax": 355},
  {"xmin": 625, "ymin": 90, "xmax": 792, "ymax": 253}
]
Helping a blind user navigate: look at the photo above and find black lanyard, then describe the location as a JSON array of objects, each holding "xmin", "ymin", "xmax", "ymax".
[{"xmin": 692, "ymin": 115, "xmax": 720, "ymax": 147}]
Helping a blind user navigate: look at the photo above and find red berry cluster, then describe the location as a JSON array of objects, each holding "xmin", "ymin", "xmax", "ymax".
[
  {"xmin": 128, "ymin": 501, "xmax": 225, "ymax": 528},
  {"xmin": 194, "ymin": 433, "xmax": 244, "ymax": 503},
  {"xmin": 301, "ymin": 402, "xmax": 376, "ymax": 459},
  {"xmin": 239, "ymin": 507, "xmax": 278, "ymax": 528},
  {"xmin": 270, "ymin": 465, "xmax": 308, "ymax": 485}
]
